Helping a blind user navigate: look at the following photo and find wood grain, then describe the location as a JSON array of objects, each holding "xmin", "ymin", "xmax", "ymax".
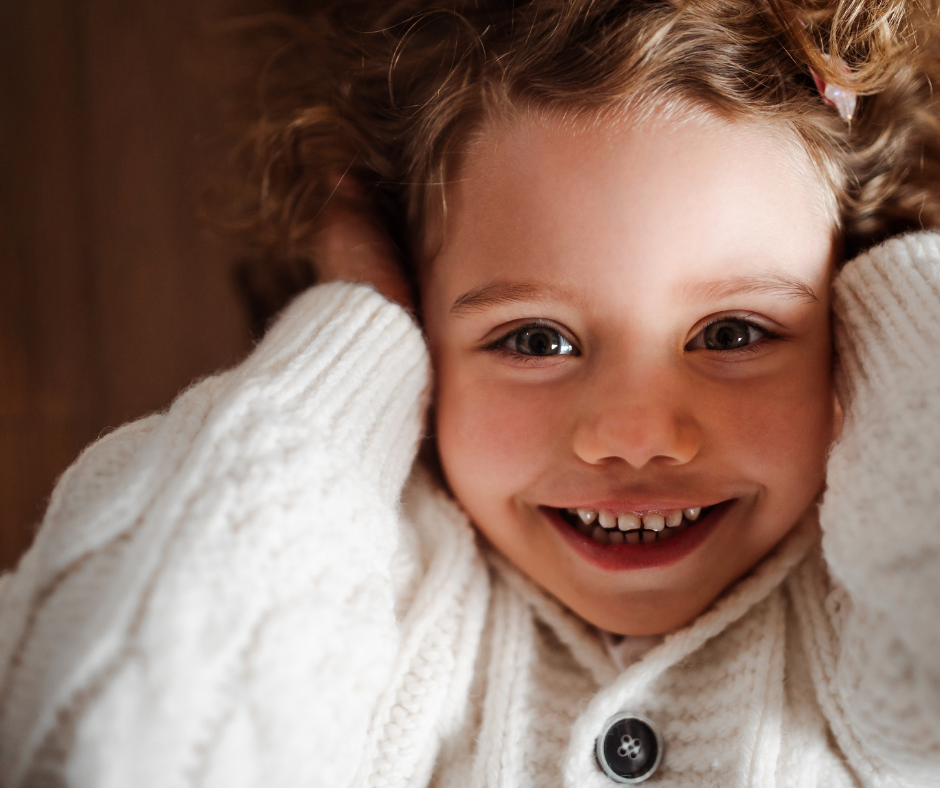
[{"xmin": 0, "ymin": 0, "xmax": 260, "ymax": 569}]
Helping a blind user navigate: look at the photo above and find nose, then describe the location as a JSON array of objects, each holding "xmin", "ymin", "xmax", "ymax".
[{"xmin": 571, "ymin": 365, "xmax": 702, "ymax": 469}]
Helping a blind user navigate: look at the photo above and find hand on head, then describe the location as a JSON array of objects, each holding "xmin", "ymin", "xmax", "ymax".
[{"xmin": 314, "ymin": 171, "xmax": 414, "ymax": 310}]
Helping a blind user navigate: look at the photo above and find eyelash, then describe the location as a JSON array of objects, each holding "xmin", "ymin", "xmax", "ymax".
[
  {"xmin": 689, "ymin": 315, "xmax": 784, "ymax": 355},
  {"xmin": 484, "ymin": 321, "xmax": 579, "ymax": 362},
  {"xmin": 484, "ymin": 315, "xmax": 783, "ymax": 364}
]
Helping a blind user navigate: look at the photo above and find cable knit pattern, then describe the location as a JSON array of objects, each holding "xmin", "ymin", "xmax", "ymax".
[
  {"xmin": 354, "ymin": 471, "xmax": 490, "ymax": 788},
  {"xmin": 0, "ymin": 284, "xmax": 430, "ymax": 788},
  {"xmin": 805, "ymin": 232, "xmax": 940, "ymax": 786},
  {"xmin": 0, "ymin": 234, "xmax": 939, "ymax": 787}
]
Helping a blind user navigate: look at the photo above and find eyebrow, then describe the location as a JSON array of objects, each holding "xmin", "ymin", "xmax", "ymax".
[
  {"xmin": 450, "ymin": 280, "xmax": 571, "ymax": 315},
  {"xmin": 681, "ymin": 273, "xmax": 819, "ymax": 304},
  {"xmin": 450, "ymin": 271, "xmax": 819, "ymax": 316}
]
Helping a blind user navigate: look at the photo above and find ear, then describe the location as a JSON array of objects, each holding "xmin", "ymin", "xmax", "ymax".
[{"xmin": 832, "ymin": 389, "xmax": 844, "ymax": 443}]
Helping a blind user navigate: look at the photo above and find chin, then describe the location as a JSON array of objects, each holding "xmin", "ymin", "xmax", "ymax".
[{"xmin": 566, "ymin": 588, "xmax": 715, "ymax": 636}]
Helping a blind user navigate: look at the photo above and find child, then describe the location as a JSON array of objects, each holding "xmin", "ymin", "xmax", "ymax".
[{"xmin": 1, "ymin": 0, "xmax": 939, "ymax": 785}]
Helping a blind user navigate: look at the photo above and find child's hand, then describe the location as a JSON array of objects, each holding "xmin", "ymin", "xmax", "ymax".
[{"xmin": 314, "ymin": 173, "xmax": 413, "ymax": 310}]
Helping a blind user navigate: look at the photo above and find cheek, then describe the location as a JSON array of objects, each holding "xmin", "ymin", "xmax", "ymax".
[
  {"xmin": 714, "ymin": 354, "xmax": 833, "ymax": 502},
  {"xmin": 434, "ymin": 365, "xmax": 570, "ymax": 505}
]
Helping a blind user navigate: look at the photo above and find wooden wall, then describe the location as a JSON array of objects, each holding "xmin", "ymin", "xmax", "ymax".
[{"xmin": 0, "ymin": 0, "xmax": 261, "ymax": 569}]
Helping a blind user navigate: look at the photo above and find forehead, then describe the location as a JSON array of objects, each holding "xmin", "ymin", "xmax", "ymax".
[{"xmin": 429, "ymin": 109, "xmax": 834, "ymax": 301}]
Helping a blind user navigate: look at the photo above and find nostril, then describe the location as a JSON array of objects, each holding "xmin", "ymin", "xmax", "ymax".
[{"xmin": 571, "ymin": 406, "xmax": 702, "ymax": 470}]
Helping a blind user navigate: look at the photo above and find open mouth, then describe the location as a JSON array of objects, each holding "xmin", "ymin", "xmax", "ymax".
[
  {"xmin": 555, "ymin": 504, "xmax": 721, "ymax": 546},
  {"xmin": 542, "ymin": 500, "xmax": 736, "ymax": 571}
]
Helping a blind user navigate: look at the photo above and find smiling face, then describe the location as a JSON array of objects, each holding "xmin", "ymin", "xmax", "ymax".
[{"xmin": 421, "ymin": 109, "xmax": 837, "ymax": 635}]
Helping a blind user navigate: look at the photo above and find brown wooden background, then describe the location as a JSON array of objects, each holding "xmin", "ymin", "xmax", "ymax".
[{"xmin": 0, "ymin": 0, "xmax": 272, "ymax": 570}]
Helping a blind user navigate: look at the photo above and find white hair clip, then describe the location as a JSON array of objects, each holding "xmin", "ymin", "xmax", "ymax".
[
  {"xmin": 759, "ymin": 0, "xmax": 858, "ymax": 124},
  {"xmin": 809, "ymin": 54, "xmax": 857, "ymax": 123}
]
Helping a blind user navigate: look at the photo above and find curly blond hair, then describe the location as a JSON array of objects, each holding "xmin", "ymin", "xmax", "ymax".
[{"xmin": 223, "ymin": 0, "xmax": 940, "ymax": 325}]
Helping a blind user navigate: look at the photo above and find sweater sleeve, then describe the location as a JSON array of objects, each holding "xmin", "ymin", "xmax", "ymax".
[
  {"xmin": 0, "ymin": 282, "xmax": 430, "ymax": 788},
  {"xmin": 815, "ymin": 232, "xmax": 940, "ymax": 782}
]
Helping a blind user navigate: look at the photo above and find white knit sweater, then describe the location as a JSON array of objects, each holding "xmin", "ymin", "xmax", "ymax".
[{"xmin": 1, "ymin": 233, "xmax": 939, "ymax": 788}]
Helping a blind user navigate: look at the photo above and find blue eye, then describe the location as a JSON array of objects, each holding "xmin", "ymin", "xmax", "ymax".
[
  {"xmin": 501, "ymin": 325, "xmax": 577, "ymax": 356},
  {"xmin": 687, "ymin": 318, "xmax": 770, "ymax": 352}
]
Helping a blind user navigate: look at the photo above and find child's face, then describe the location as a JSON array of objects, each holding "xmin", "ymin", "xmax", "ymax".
[{"xmin": 421, "ymin": 110, "xmax": 837, "ymax": 635}]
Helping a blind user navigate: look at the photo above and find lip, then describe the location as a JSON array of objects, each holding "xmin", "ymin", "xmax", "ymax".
[{"xmin": 542, "ymin": 499, "xmax": 735, "ymax": 571}]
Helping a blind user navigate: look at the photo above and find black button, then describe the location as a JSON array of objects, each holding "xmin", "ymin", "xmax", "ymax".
[{"xmin": 595, "ymin": 713, "xmax": 663, "ymax": 784}]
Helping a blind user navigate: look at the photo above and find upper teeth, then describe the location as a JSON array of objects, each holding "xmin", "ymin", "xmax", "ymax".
[
  {"xmin": 570, "ymin": 506, "xmax": 704, "ymax": 530},
  {"xmin": 618, "ymin": 513, "xmax": 641, "ymax": 531},
  {"xmin": 578, "ymin": 509, "xmax": 597, "ymax": 525}
]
